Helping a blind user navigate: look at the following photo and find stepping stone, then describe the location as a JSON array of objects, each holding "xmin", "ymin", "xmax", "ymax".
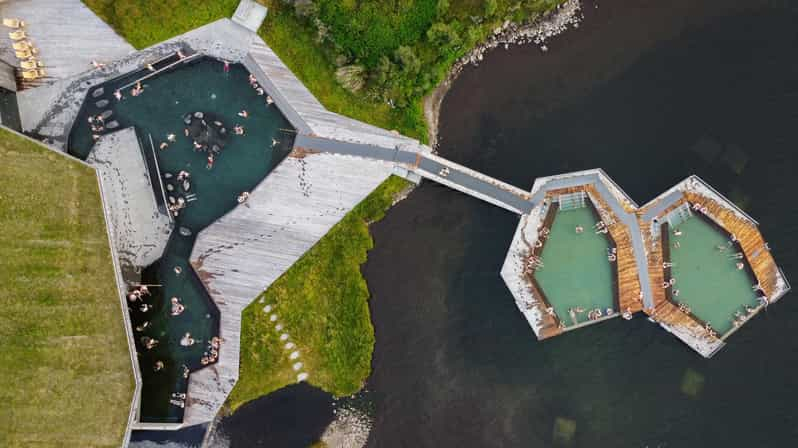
[
  {"xmin": 289, "ymin": 351, "xmax": 300, "ymax": 360},
  {"xmin": 297, "ymin": 373, "xmax": 309, "ymax": 382},
  {"xmin": 279, "ymin": 333, "xmax": 289, "ymax": 341},
  {"xmin": 292, "ymin": 362, "xmax": 303, "ymax": 371},
  {"xmin": 269, "ymin": 314, "xmax": 278, "ymax": 322},
  {"xmin": 106, "ymin": 120, "xmax": 119, "ymax": 129},
  {"xmin": 92, "ymin": 87, "xmax": 104, "ymax": 98},
  {"xmin": 95, "ymin": 99, "xmax": 110, "ymax": 108},
  {"xmin": 100, "ymin": 109, "xmax": 113, "ymax": 119},
  {"xmin": 179, "ymin": 227, "xmax": 192, "ymax": 236},
  {"xmin": 284, "ymin": 342, "xmax": 295, "ymax": 350}
]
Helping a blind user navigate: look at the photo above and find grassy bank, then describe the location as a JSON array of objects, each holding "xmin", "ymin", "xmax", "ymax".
[
  {"xmin": 226, "ymin": 176, "xmax": 410, "ymax": 410},
  {"xmin": 0, "ymin": 129, "xmax": 134, "ymax": 447}
]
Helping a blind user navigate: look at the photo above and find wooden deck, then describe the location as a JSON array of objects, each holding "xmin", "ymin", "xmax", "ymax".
[
  {"xmin": 683, "ymin": 191, "xmax": 781, "ymax": 298},
  {"xmin": 520, "ymin": 202, "xmax": 563, "ymax": 339},
  {"xmin": 586, "ymin": 184, "xmax": 644, "ymax": 314},
  {"xmin": 638, "ymin": 197, "xmax": 688, "ymax": 311}
]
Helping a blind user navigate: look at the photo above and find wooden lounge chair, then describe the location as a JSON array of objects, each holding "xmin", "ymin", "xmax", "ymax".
[
  {"xmin": 2, "ymin": 18, "xmax": 25, "ymax": 28},
  {"xmin": 20, "ymin": 59, "xmax": 43, "ymax": 70},
  {"xmin": 15, "ymin": 49, "xmax": 33, "ymax": 59},
  {"xmin": 22, "ymin": 69, "xmax": 40, "ymax": 80},
  {"xmin": 12, "ymin": 40, "xmax": 31, "ymax": 51},
  {"xmin": 9, "ymin": 29, "xmax": 26, "ymax": 40}
]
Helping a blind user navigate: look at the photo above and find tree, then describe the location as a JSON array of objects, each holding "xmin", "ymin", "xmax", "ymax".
[
  {"xmin": 394, "ymin": 46, "xmax": 421, "ymax": 75},
  {"xmin": 427, "ymin": 22, "xmax": 461, "ymax": 52},
  {"xmin": 293, "ymin": 0, "xmax": 317, "ymax": 18}
]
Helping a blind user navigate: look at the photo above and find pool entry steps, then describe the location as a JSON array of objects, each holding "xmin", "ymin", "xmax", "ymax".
[
  {"xmin": 502, "ymin": 170, "xmax": 790, "ymax": 358},
  {"xmin": 7, "ymin": 0, "xmax": 791, "ymax": 444}
]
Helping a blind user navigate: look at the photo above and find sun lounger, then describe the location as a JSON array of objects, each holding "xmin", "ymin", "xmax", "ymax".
[
  {"xmin": 15, "ymin": 49, "xmax": 33, "ymax": 59},
  {"xmin": 20, "ymin": 59, "xmax": 43, "ymax": 70},
  {"xmin": 2, "ymin": 18, "xmax": 25, "ymax": 28},
  {"xmin": 22, "ymin": 69, "xmax": 39, "ymax": 80},
  {"xmin": 12, "ymin": 40, "xmax": 31, "ymax": 51},
  {"xmin": 9, "ymin": 29, "xmax": 26, "ymax": 40}
]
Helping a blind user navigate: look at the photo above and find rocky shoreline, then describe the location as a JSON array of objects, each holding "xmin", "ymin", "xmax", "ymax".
[{"xmin": 423, "ymin": 0, "xmax": 584, "ymax": 149}]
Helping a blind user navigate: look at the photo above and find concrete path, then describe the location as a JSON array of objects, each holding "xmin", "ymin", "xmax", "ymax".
[{"xmin": 294, "ymin": 134, "xmax": 533, "ymax": 214}]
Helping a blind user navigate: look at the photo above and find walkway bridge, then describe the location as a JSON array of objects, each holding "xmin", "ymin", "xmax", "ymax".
[{"xmin": 294, "ymin": 135, "xmax": 534, "ymax": 215}]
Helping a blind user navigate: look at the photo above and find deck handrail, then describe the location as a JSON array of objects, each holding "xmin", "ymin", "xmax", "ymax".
[
  {"xmin": 118, "ymin": 53, "xmax": 201, "ymax": 91},
  {"xmin": 690, "ymin": 175, "xmax": 759, "ymax": 225},
  {"xmin": 147, "ymin": 133, "xmax": 173, "ymax": 223}
]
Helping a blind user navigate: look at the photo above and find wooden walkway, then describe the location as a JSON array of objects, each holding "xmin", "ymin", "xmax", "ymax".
[{"xmin": 585, "ymin": 185, "xmax": 643, "ymax": 313}]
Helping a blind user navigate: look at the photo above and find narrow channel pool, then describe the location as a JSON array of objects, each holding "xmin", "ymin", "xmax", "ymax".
[{"xmin": 68, "ymin": 56, "xmax": 295, "ymax": 422}]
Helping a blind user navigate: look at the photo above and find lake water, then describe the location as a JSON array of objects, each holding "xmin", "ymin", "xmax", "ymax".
[{"xmin": 205, "ymin": 0, "xmax": 798, "ymax": 446}]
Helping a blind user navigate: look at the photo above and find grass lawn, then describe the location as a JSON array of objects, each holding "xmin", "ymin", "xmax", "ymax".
[
  {"xmin": 226, "ymin": 176, "xmax": 411, "ymax": 410},
  {"xmin": 0, "ymin": 129, "xmax": 134, "ymax": 447}
]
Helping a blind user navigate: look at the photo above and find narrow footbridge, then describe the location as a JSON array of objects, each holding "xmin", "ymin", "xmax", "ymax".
[{"xmin": 294, "ymin": 135, "xmax": 533, "ymax": 214}]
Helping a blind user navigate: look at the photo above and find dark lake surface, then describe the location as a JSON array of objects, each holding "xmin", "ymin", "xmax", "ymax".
[
  {"xmin": 363, "ymin": 0, "xmax": 798, "ymax": 447},
  {"xmin": 205, "ymin": 0, "xmax": 798, "ymax": 446}
]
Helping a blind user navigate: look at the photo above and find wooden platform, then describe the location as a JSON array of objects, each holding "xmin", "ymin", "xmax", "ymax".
[{"xmin": 682, "ymin": 191, "xmax": 781, "ymax": 298}]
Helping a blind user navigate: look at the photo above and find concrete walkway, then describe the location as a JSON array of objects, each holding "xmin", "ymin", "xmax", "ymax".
[{"xmin": 294, "ymin": 134, "xmax": 533, "ymax": 214}]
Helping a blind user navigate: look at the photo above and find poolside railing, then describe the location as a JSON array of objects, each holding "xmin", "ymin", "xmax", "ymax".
[
  {"xmin": 117, "ymin": 53, "xmax": 201, "ymax": 92},
  {"xmin": 690, "ymin": 175, "xmax": 759, "ymax": 225},
  {"xmin": 146, "ymin": 133, "xmax": 172, "ymax": 222}
]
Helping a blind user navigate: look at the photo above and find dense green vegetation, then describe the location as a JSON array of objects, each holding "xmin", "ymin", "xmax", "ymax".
[
  {"xmin": 227, "ymin": 176, "xmax": 411, "ymax": 410},
  {"xmin": 0, "ymin": 129, "xmax": 134, "ymax": 447},
  {"xmin": 83, "ymin": 0, "xmax": 565, "ymax": 140}
]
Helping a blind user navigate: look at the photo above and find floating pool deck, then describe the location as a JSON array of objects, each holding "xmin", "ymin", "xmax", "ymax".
[{"xmin": 502, "ymin": 170, "xmax": 790, "ymax": 358}]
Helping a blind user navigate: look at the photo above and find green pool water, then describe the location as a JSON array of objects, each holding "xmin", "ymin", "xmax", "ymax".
[
  {"xmin": 534, "ymin": 206, "xmax": 615, "ymax": 327},
  {"xmin": 68, "ymin": 57, "xmax": 295, "ymax": 422},
  {"xmin": 668, "ymin": 215, "xmax": 758, "ymax": 335}
]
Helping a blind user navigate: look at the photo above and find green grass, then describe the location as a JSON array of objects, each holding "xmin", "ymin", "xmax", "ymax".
[
  {"xmin": 82, "ymin": 0, "xmax": 240, "ymax": 49},
  {"xmin": 227, "ymin": 176, "xmax": 410, "ymax": 410},
  {"xmin": 0, "ymin": 129, "xmax": 134, "ymax": 447}
]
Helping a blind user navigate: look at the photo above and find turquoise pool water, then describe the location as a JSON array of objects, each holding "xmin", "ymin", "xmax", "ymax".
[
  {"xmin": 668, "ymin": 215, "xmax": 759, "ymax": 335},
  {"xmin": 535, "ymin": 206, "xmax": 616, "ymax": 327},
  {"xmin": 68, "ymin": 57, "xmax": 295, "ymax": 422}
]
